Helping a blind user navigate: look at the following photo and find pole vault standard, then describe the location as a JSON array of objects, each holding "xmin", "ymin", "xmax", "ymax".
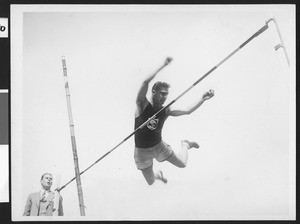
[
  {"xmin": 266, "ymin": 17, "xmax": 290, "ymax": 67},
  {"xmin": 62, "ymin": 57, "xmax": 86, "ymax": 216},
  {"xmin": 58, "ymin": 20, "xmax": 270, "ymax": 192}
]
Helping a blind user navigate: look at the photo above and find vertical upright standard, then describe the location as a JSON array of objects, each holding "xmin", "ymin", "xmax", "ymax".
[
  {"xmin": 266, "ymin": 17, "xmax": 290, "ymax": 67},
  {"xmin": 61, "ymin": 57, "xmax": 86, "ymax": 216}
]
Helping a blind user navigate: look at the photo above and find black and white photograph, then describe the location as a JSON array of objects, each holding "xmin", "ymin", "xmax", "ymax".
[{"xmin": 10, "ymin": 4, "xmax": 295, "ymax": 221}]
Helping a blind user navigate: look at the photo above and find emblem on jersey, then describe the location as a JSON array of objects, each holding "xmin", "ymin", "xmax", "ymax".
[{"xmin": 147, "ymin": 118, "xmax": 159, "ymax": 130}]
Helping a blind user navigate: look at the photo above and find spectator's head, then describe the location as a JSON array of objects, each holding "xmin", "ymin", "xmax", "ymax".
[{"xmin": 40, "ymin": 173, "xmax": 53, "ymax": 190}]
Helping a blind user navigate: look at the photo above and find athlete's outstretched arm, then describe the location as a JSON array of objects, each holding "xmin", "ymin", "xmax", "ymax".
[
  {"xmin": 136, "ymin": 57, "xmax": 173, "ymax": 106},
  {"xmin": 169, "ymin": 90, "xmax": 214, "ymax": 117}
]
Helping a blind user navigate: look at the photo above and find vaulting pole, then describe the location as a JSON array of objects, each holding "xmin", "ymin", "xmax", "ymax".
[
  {"xmin": 62, "ymin": 57, "xmax": 86, "ymax": 216},
  {"xmin": 58, "ymin": 20, "xmax": 270, "ymax": 192}
]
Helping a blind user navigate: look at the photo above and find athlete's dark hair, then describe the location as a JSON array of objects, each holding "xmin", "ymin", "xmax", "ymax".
[
  {"xmin": 152, "ymin": 81, "xmax": 170, "ymax": 92},
  {"xmin": 40, "ymin": 173, "xmax": 52, "ymax": 181}
]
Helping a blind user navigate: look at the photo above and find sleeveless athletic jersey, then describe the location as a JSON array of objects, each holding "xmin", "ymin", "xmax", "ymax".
[{"xmin": 135, "ymin": 100, "xmax": 169, "ymax": 148}]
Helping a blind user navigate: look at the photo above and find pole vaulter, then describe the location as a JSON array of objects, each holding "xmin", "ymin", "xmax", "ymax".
[{"xmin": 58, "ymin": 19, "xmax": 272, "ymax": 192}]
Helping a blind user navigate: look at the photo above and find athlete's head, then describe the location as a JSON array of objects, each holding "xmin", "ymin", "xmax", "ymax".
[{"xmin": 152, "ymin": 81, "xmax": 170, "ymax": 107}]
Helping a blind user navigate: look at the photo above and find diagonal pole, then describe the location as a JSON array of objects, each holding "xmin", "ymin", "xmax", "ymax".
[
  {"xmin": 62, "ymin": 57, "xmax": 86, "ymax": 216},
  {"xmin": 58, "ymin": 20, "xmax": 270, "ymax": 192}
]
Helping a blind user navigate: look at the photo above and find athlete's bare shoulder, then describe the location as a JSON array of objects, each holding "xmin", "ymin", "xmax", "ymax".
[{"xmin": 135, "ymin": 98, "xmax": 150, "ymax": 118}]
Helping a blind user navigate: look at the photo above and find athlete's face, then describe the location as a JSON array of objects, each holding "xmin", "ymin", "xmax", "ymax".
[
  {"xmin": 152, "ymin": 87, "xmax": 169, "ymax": 107},
  {"xmin": 40, "ymin": 174, "xmax": 53, "ymax": 190}
]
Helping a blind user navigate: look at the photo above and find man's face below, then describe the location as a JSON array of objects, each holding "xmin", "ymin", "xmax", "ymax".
[{"xmin": 40, "ymin": 174, "xmax": 53, "ymax": 190}]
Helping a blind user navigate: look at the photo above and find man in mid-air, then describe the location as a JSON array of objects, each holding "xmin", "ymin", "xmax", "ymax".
[{"xmin": 134, "ymin": 57, "xmax": 214, "ymax": 185}]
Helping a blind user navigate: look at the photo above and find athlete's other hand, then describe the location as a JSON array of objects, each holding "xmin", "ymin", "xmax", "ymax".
[{"xmin": 202, "ymin": 89, "xmax": 214, "ymax": 100}]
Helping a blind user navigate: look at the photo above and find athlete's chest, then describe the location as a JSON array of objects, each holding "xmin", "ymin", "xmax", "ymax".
[{"xmin": 140, "ymin": 106, "xmax": 167, "ymax": 130}]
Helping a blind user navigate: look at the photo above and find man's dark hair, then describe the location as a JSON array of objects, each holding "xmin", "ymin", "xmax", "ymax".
[
  {"xmin": 40, "ymin": 173, "xmax": 52, "ymax": 181},
  {"xmin": 152, "ymin": 81, "xmax": 170, "ymax": 92}
]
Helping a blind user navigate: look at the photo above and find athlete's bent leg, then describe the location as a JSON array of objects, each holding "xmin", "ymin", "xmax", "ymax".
[
  {"xmin": 167, "ymin": 140, "xmax": 199, "ymax": 168},
  {"xmin": 141, "ymin": 165, "xmax": 156, "ymax": 185},
  {"xmin": 141, "ymin": 165, "xmax": 167, "ymax": 185}
]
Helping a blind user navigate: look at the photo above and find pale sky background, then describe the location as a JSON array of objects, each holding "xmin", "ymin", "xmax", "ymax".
[{"xmin": 11, "ymin": 4, "xmax": 295, "ymax": 221}]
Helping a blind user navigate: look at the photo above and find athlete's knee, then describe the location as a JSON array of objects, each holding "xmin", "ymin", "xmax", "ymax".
[
  {"xmin": 141, "ymin": 168, "xmax": 156, "ymax": 185},
  {"xmin": 177, "ymin": 161, "xmax": 187, "ymax": 168},
  {"xmin": 146, "ymin": 178, "xmax": 155, "ymax": 185},
  {"xmin": 147, "ymin": 180, "xmax": 155, "ymax": 185}
]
